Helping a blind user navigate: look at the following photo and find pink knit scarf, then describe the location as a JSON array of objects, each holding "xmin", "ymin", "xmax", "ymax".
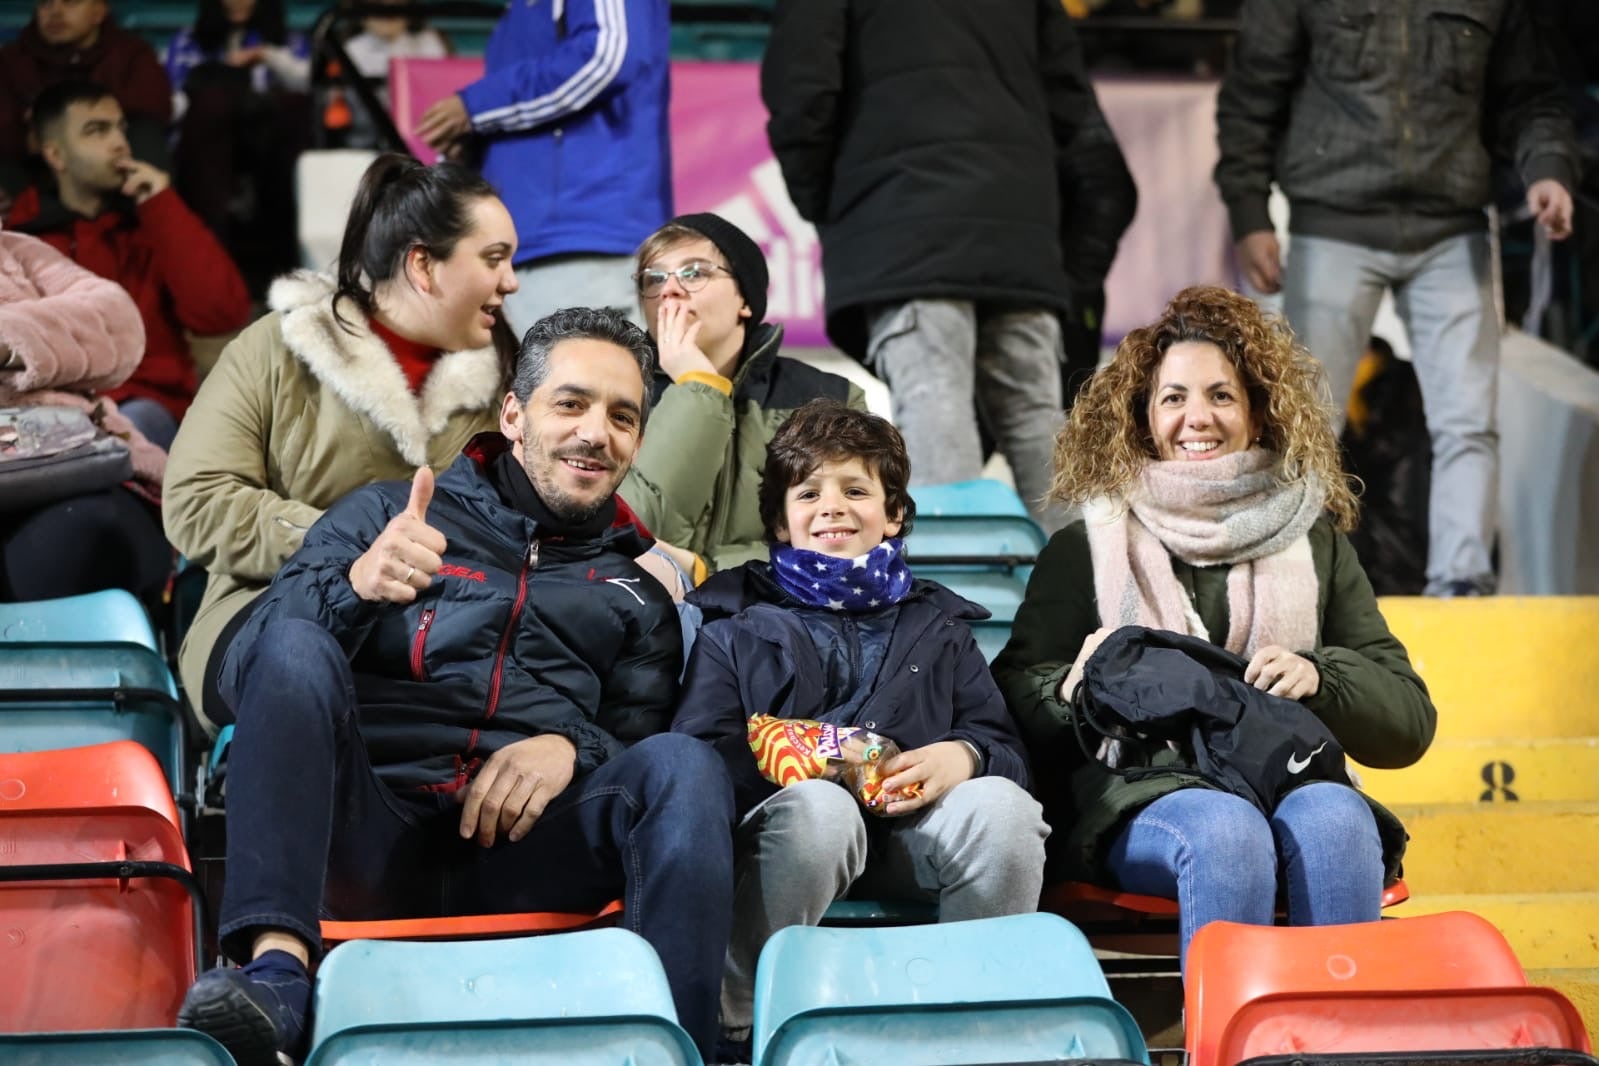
[{"xmin": 1083, "ymin": 449, "xmax": 1322, "ymax": 657}]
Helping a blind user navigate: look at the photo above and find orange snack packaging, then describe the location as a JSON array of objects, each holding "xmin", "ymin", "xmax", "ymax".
[{"xmin": 746, "ymin": 715, "xmax": 923, "ymax": 814}]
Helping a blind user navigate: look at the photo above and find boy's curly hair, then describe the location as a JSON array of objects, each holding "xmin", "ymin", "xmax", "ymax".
[
  {"xmin": 1051, "ymin": 285, "xmax": 1359, "ymax": 531},
  {"xmin": 758, "ymin": 399, "xmax": 916, "ymax": 542}
]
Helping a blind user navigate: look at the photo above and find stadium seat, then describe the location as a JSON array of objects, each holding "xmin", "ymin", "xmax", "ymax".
[
  {"xmin": 753, "ymin": 912, "xmax": 1149, "ymax": 1066},
  {"xmin": 0, "ymin": 589, "xmax": 159, "ymax": 651},
  {"xmin": 0, "ymin": 642, "xmax": 186, "ymax": 795},
  {"xmin": 304, "ymin": 928, "xmax": 700, "ymax": 1065},
  {"xmin": 904, "ymin": 480, "xmax": 1047, "ymax": 570},
  {"xmin": 968, "ymin": 617, "xmax": 1013, "ymax": 662},
  {"xmin": 319, "ymin": 899, "xmax": 624, "ymax": 949},
  {"xmin": 1042, "ymin": 880, "xmax": 1410, "ymax": 967},
  {"xmin": 1185, "ymin": 911, "xmax": 1593, "ymax": 1066},
  {"xmin": 0, "ymin": 1030, "xmax": 235, "ymax": 1064},
  {"xmin": 926, "ymin": 569, "xmax": 1028, "ymax": 622},
  {"xmin": 0, "ymin": 742, "xmax": 201, "ymax": 1033},
  {"xmin": 819, "ymin": 898, "xmax": 938, "ymax": 926}
]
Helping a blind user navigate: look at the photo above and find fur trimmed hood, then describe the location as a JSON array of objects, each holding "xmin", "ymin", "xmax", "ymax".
[{"xmin": 268, "ymin": 271, "xmax": 503, "ymax": 466}]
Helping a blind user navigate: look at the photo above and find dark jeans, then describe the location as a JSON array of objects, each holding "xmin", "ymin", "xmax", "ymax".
[
  {"xmin": 217, "ymin": 617, "xmax": 736, "ymax": 1058},
  {"xmin": 0, "ymin": 488, "xmax": 170, "ymax": 604}
]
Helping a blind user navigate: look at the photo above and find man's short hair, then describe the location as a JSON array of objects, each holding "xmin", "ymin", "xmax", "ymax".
[
  {"xmin": 29, "ymin": 80, "xmax": 117, "ymax": 143},
  {"xmin": 511, "ymin": 307, "xmax": 656, "ymax": 427},
  {"xmin": 758, "ymin": 399, "xmax": 917, "ymax": 541}
]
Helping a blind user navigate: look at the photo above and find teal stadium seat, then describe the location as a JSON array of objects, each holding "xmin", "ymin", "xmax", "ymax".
[
  {"xmin": 0, "ymin": 592, "xmax": 186, "ymax": 793},
  {"xmin": 821, "ymin": 899, "xmax": 938, "ymax": 926},
  {"xmin": 905, "ymin": 479, "xmax": 1047, "ymax": 569},
  {"xmin": 0, "ymin": 1030, "xmax": 235, "ymax": 1065},
  {"xmin": 967, "ymin": 617, "xmax": 1014, "ymax": 663},
  {"xmin": 752, "ymin": 912, "xmax": 1150, "ymax": 1066},
  {"xmin": 305, "ymin": 928, "xmax": 701, "ymax": 1065}
]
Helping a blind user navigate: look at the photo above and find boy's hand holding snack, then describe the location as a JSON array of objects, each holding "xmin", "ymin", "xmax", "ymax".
[
  {"xmin": 747, "ymin": 715, "xmax": 923, "ymax": 815},
  {"xmin": 878, "ymin": 741, "xmax": 978, "ymax": 816}
]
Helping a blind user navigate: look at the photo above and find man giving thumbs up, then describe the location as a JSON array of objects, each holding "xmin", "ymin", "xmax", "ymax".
[{"xmin": 180, "ymin": 309, "xmax": 735, "ymax": 1066}]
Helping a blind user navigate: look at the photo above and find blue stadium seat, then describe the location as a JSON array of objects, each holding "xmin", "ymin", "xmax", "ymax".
[
  {"xmin": 912, "ymin": 479, "xmax": 1032, "ymax": 519},
  {"xmin": 821, "ymin": 899, "xmax": 938, "ymax": 926},
  {"xmin": 0, "ymin": 643, "xmax": 186, "ymax": 795},
  {"xmin": 0, "ymin": 589, "xmax": 159, "ymax": 652},
  {"xmin": 0, "ymin": 1030, "xmax": 234, "ymax": 1064},
  {"xmin": 927, "ymin": 570, "xmax": 1028, "ymax": 623},
  {"xmin": 967, "ymin": 618, "xmax": 1013, "ymax": 663},
  {"xmin": 905, "ymin": 480, "xmax": 1047, "ymax": 572},
  {"xmin": 305, "ymin": 929, "xmax": 700, "ymax": 1065},
  {"xmin": 753, "ymin": 912, "xmax": 1149, "ymax": 1066}
]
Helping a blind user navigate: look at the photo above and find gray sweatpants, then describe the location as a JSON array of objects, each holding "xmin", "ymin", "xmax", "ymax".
[
  {"xmin": 720, "ymin": 776, "xmax": 1048, "ymax": 1032},
  {"xmin": 867, "ymin": 300, "xmax": 1066, "ymax": 528}
]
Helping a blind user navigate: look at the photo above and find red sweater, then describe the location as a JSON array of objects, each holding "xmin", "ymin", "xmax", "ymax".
[{"xmin": 7, "ymin": 185, "xmax": 252, "ymax": 418}]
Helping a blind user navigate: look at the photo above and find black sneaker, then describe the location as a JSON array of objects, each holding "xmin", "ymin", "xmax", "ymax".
[{"xmin": 178, "ymin": 967, "xmax": 308, "ymax": 1066}]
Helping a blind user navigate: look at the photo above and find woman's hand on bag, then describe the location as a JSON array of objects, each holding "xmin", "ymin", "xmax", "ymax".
[
  {"xmin": 879, "ymin": 741, "xmax": 973, "ymax": 816},
  {"xmin": 1058, "ymin": 626, "xmax": 1116, "ymax": 703},
  {"xmin": 1245, "ymin": 644, "xmax": 1320, "ymax": 700}
]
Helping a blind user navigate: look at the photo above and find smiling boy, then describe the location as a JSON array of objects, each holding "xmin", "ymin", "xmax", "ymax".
[{"xmin": 670, "ymin": 398, "xmax": 1046, "ymax": 1065}]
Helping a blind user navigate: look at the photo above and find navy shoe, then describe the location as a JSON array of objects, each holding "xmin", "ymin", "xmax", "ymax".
[{"xmin": 178, "ymin": 963, "xmax": 309, "ymax": 1066}]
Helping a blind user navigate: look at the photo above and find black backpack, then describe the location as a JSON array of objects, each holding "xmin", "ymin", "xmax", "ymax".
[{"xmin": 1071, "ymin": 626, "xmax": 1350, "ymax": 816}]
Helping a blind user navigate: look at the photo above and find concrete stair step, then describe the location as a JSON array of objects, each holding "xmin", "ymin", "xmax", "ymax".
[
  {"xmin": 1361, "ymin": 737, "xmax": 1599, "ymax": 806},
  {"xmin": 1387, "ymin": 895, "xmax": 1599, "ymax": 970},
  {"xmin": 1390, "ymin": 801, "xmax": 1599, "ymax": 894},
  {"xmin": 1376, "ymin": 596, "xmax": 1599, "ymax": 741},
  {"xmin": 1525, "ymin": 967, "xmax": 1599, "ymax": 1043}
]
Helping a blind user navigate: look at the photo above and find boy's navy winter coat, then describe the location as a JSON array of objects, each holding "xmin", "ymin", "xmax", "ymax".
[{"xmin": 672, "ymin": 560, "xmax": 1030, "ymax": 818}]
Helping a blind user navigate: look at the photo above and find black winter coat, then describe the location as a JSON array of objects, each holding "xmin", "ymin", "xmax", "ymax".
[
  {"xmin": 223, "ymin": 434, "xmax": 683, "ymax": 795},
  {"xmin": 762, "ymin": 0, "xmax": 1126, "ymax": 358},
  {"xmin": 671, "ymin": 561, "xmax": 1030, "ymax": 818}
]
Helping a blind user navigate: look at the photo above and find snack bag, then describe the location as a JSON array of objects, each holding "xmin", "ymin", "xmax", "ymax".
[{"xmin": 747, "ymin": 715, "xmax": 923, "ymax": 814}]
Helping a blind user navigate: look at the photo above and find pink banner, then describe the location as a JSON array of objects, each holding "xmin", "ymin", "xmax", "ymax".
[{"xmin": 388, "ymin": 59, "xmax": 1233, "ymax": 347}]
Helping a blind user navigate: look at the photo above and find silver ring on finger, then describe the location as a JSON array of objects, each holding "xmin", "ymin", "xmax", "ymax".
[{"xmin": 404, "ymin": 564, "xmax": 416, "ymax": 583}]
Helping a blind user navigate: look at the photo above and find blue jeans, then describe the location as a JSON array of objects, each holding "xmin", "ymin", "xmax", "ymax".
[
  {"xmin": 1104, "ymin": 783, "xmax": 1382, "ymax": 974},
  {"xmin": 217, "ymin": 618, "xmax": 736, "ymax": 1058},
  {"xmin": 1282, "ymin": 231, "xmax": 1499, "ymax": 593},
  {"xmin": 116, "ymin": 396, "xmax": 179, "ymax": 452}
]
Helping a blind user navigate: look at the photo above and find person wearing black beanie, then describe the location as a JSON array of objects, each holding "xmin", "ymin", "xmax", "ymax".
[{"xmin": 619, "ymin": 212, "xmax": 866, "ymax": 590}]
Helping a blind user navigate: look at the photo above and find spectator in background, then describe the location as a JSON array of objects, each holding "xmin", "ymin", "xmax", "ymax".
[
  {"xmin": 763, "ymin": 0, "xmax": 1112, "ymax": 528},
  {"xmin": 166, "ymin": 0, "xmax": 312, "ymax": 296},
  {"xmin": 620, "ymin": 213, "xmax": 866, "ymax": 589},
  {"xmin": 0, "ymin": 228, "xmax": 170, "ymax": 604},
  {"xmin": 7, "ymin": 81, "xmax": 250, "ymax": 449},
  {"xmin": 0, "ymin": 0, "xmax": 172, "ymax": 210},
  {"xmin": 1216, "ymin": 0, "xmax": 1580, "ymax": 597},
  {"xmin": 334, "ymin": 0, "xmax": 451, "ymax": 151},
  {"xmin": 414, "ymin": 0, "xmax": 671, "ymax": 334},
  {"xmin": 162, "ymin": 153, "xmax": 517, "ymax": 738}
]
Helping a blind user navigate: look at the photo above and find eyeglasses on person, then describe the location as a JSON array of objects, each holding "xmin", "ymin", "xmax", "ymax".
[{"xmin": 632, "ymin": 260, "xmax": 733, "ymax": 297}]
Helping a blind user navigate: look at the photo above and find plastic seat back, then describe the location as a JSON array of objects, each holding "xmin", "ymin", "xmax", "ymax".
[
  {"xmin": 319, "ymin": 899, "xmax": 623, "ymax": 948},
  {"xmin": 0, "ymin": 590, "xmax": 159, "ymax": 651},
  {"xmin": 0, "ymin": 741, "xmax": 197, "ymax": 1032},
  {"xmin": 305, "ymin": 928, "xmax": 699, "ymax": 1066},
  {"xmin": 920, "ymin": 570, "xmax": 1028, "ymax": 623},
  {"xmin": 912, "ymin": 479, "xmax": 1032, "ymax": 519},
  {"xmin": 0, "ymin": 644, "xmax": 185, "ymax": 793},
  {"xmin": 754, "ymin": 912, "xmax": 1148, "ymax": 1066},
  {"xmin": 0, "ymin": 1030, "xmax": 234, "ymax": 1064},
  {"xmin": 906, "ymin": 480, "xmax": 1046, "ymax": 571},
  {"xmin": 1186, "ymin": 913, "xmax": 1591, "ymax": 1066}
]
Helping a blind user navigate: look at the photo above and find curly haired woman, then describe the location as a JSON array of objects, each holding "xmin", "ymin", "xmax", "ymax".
[{"xmin": 991, "ymin": 285, "xmax": 1437, "ymax": 973}]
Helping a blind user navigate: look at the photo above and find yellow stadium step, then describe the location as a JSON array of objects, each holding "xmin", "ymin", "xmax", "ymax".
[
  {"xmin": 1390, "ymin": 802, "xmax": 1599, "ymax": 894},
  {"xmin": 1386, "ymin": 894, "xmax": 1599, "ymax": 971},
  {"xmin": 1376, "ymin": 596, "xmax": 1599, "ymax": 741},
  {"xmin": 1360, "ymin": 737, "xmax": 1599, "ymax": 806},
  {"xmin": 1526, "ymin": 967, "xmax": 1599, "ymax": 1043}
]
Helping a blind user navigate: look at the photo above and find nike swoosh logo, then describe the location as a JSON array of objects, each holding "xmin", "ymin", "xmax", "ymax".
[{"xmin": 1286, "ymin": 740, "xmax": 1330, "ymax": 775}]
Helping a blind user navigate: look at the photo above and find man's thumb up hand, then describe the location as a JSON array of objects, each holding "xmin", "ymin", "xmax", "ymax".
[{"xmin": 348, "ymin": 466, "xmax": 450, "ymax": 603}]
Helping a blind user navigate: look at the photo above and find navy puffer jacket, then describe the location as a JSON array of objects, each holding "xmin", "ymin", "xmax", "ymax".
[{"xmin": 222, "ymin": 434, "xmax": 682, "ymax": 795}]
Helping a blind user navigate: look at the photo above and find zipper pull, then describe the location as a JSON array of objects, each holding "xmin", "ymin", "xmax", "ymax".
[{"xmin": 527, "ymin": 539, "xmax": 540, "ymax": 568}]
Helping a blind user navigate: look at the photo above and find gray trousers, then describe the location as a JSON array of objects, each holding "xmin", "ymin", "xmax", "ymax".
[
  {"xmin": 1282, "ymin": 231, "xmax": 1500, "ymax": 594},
  {"xmin": 867, "ymin": 300, "xmax": 1066, "ymax": 528},
  {"xmin": 502, "ymin": 253, "xmax": 642, "ymax": 339},
  {"xmin": 720, "ymin": 776, "xmax": 1048, "ymax": 1032}
]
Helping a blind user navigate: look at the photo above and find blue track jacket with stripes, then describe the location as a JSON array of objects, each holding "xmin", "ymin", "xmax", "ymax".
[{"xmin": 459, "ymin": 0, "xmax": 672, "ymax": 266}]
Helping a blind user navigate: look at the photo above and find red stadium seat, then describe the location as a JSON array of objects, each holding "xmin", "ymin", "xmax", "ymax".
[
  {"xmin": 320, "ymin": 899, "xmax": 623, "ymax": 949},
  {"xmin": 1185, "ymin": 911, "xmax": 1592, "ymax": 1066},
  {"xmin": 0, "ymin": 741, "xmax": 200, "ymax": 1031}
]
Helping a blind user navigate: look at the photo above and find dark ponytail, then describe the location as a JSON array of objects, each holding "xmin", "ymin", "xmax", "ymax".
[{"xmin": 332, "ymin": 153, "xmax": 517, "ymax": 384}]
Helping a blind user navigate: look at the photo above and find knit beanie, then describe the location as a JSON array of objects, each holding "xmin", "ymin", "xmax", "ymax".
[{"xmin": 668, "ymin": 212, "xmax": 769, "ymax": 326}]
